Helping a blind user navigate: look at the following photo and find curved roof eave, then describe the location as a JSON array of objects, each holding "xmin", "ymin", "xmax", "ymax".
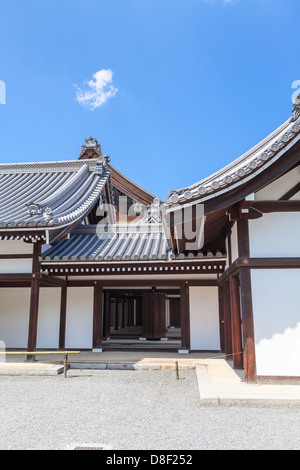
[{"xmin": 166, "ymin": 112, "xmax": 300, "ymax": 207}]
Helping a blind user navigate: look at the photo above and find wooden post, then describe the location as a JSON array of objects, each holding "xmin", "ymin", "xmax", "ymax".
[
  {"xmin": 27, "ymin": 242, "xmax": 41, "ymax": 361},
  {"xmin": 180, "ymin": 283, "xmax": 190, "ymax": 350},
  {"xmin": 114, "ymin": 298, "xmax": 119, "ymax": 331},
  {"xmin": 223, "ymin": 281, "xmax": 232, "ymax": 359},
  {"xmin": 103, "ymin": 290, "xmax": 110, "ymax": 339},
  {"xmin": 121, "ymin": 297, "xmax": 125, "ymax": 329},
  {"xmin": 59, "ymin": 286, "xmax": 67, "ymax": 350},
  {"xmin": 126, "ymin": 297, "xmax": 130, "ymax": 327},
  {"xmin": 239, "ymin": 267, "xmax": 257, "ymax": 383},
  {"xmin": 237, "ymin": 216, "xmax": 257, "ymax": 383},
  {"xmin": 93, "ymin": 284, "xmax": 103, "ymax": 349},
  {"xmin": 237, "ymin": 217, "xmax": 250, "ymax": 258},
  {"xmin": 27, "ymin": 276, "xmax": 40, "ymax": 361},
  {"xmin": 229, "ymin": 276, "xmax": 243, "ymax": 369}
]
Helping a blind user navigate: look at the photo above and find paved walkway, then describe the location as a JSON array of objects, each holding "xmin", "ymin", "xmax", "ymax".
[{"xmin": 1, "ymin": 350, "xmax": 300, "ymax": 406}]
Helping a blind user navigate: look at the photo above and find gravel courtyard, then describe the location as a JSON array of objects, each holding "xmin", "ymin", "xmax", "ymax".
[{"xmin": 0, "ymin": 369, "xmax": 299, "ymax": 450}]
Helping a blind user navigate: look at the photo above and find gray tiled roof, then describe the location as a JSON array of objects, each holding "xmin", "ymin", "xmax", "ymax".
[
  {"xmin": 41, "ymin": 225, "xmax": 225, "ymax": 263},
  {"xmin": 0, "ymin": 158, "xmax": 109, "ymax": 229}
]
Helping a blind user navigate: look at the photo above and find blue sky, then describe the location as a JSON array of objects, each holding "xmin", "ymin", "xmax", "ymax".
[{"xmin": 0, "ymin": 0, "xmax": 299, "ymax": 200}]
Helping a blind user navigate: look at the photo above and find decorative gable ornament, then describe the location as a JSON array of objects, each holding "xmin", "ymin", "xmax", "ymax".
[{"xmin": 79, "ymin": 136, "xmax": 103, "ymax": 159}]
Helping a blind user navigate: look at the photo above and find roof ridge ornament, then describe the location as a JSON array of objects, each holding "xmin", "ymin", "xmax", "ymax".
[
  {"xmin": 291, "ymin": 94, "xmax": 300, "ymax": 122},
  {"xmin": 79, "ymin": 136, "xmax": 103, "ymax": 159}
]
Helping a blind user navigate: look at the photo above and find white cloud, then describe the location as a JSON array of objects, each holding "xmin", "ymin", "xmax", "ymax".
[{"xmin": 75, "ymin": 69, "xmax": 118, "ymax": 110}]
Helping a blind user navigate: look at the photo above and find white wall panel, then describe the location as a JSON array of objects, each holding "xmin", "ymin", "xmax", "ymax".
[
  {"xmin": 36, "ymin": 288, "xmax": 61, "ymax": 349},
  {"xmin": 65, "ymin": 287, "xmax": 93, "ymax": 349},
  {"xmin": 0, "ymin": 288, "xmax": 30, "ymax": 348},
  {"xmin": 252, "ymin": 269, "xmax": 300, "ymax": 377},
  {"xmin": 189, "ymin": 286, "xmax": 220, "ymax": 351},
  {"xmin": 249, "ymin": 213, "xmax": 300, "ymax": 258}
]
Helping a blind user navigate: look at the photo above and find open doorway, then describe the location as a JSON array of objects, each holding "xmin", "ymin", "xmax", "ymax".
[{"xmin": 102, "ymin": 288, "xmax": 182, "ymax": 350}]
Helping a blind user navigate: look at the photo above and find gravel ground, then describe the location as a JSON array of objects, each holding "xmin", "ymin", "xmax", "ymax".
[{"xmin": 0, "ymin": 369, "xmax": 299, "ymax": 450}]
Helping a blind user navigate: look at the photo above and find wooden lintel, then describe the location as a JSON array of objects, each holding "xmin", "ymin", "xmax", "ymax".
[
  {"xmin": 66, "ymin": 279, "xmax": 218, "ymax": 288},
  {"xmin": 41, "ymin": 274, "xmax": 67, "ymax": 287},
  {"xmin": 251, "ymin": 200, "xmax": 300, "ymax": 213}
]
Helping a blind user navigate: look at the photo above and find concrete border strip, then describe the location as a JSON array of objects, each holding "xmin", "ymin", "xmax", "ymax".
[{"xmin": 196, "ymin": 365, "xmax": 219, "ymax": 405}]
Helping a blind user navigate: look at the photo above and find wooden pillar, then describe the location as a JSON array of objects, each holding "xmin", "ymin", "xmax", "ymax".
[
  {"xmin": 237, "ymin": 217, "xmax": 257, "ymax": 383},
  {"xmin": 126, "ymin": 298, "xmax": 130, "ymax": 327},
  {"xmin": 103, "ymin": 290, "xmax": 110, "ymax": 339},
  {"xmin": 59, "ymin": 286, "xmax": 67, "ymax": 350},
  {"xmin": 27, "ymin": 276, "xmax": 40, "ymax": 361},
  {"xmin": 27, "ymin": 242, "xmax": 41, "ymax": 361},
  {"xmin": 180, "ymin": 283, "xmax": 190, "ymax": 350},
  {"xmin": 93, "ymin": 284, "xmax": 103, "ymax": 349},
  {"xmin": 239, "ymin": 267, "xmax": 257, "ymax": 383},
  {"xmin": 121, "ymin": 297, "xmax": 125, "ymax": 329},
  {"xmin": 114, "ymin": 299, "xmax": 119, "ymax": 331},
  {"xmin": 237, "ymin": 218, "xmax": 250, "ymax": 258},
  {"xmin": 229, "ymin": 276, "xmax": 243, "ymax": 369},
  {"xmin": 223, "ymin": 281, "xmax": 232, "ymax": 358}
]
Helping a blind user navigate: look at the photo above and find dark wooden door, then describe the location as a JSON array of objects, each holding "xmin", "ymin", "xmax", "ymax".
[
  {"xmin": 169, "ymin": 298, "xmax": 181, "ymax": 327},
  {"xmin": 142, "ymin": 292, "xmax": 166, "ymax": 340}
]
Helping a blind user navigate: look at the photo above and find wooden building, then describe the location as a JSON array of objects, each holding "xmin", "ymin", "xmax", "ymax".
[{"xmin": 0, "ymin": 100, "xmax": 299, "ymax": 383}]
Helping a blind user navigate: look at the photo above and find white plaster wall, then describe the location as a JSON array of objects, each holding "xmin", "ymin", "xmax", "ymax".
[
  {"xmin": 252, "ymin": 269, "xmax": 300, "ymax": 377},
  {"xmin": 231, "ymin": 222, "xmax": 239, "ymax": 262},
  {"xmin": 65, "ymin": 287, "xmax": 93, "ymax": 349},
  {"xmin": 0, "ymin": 259, "xmax": 33, "ymax": 273},
  {"xmin": 36, "ymin": 288, "xmax": 61, "ymax": 349},
  {"xmin": 0, "ymin": 240, "xmax": 33, "ymax": 255},
  {"xmin": 249, "ymin": 213, "xmax": 300, "ymax": 257},
  {"xmin": 0, "ymin": 288, "xmax": 30, "ymax": 348},
  {"xmin": 255, "ymin": 166, "xmax": 300, "ymax": 201},
  {"xmin": 189, "ymin": 286, "xmax": 220, "ymax": 351},
  {"xmin": 0, "ymin": 240, "xmax": 33, "ymax": 273}
]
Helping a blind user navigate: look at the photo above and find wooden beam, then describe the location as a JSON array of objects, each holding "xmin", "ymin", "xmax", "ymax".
[
  {"xmin": 239, "ymin": 267, "xmax": 257, "ymax": 383},
  {"xmin": 229, "ymin": 276, "xmax": 243, "ymax": 370},
  {"xmin": 251, "ymin": 200, "xmax": 300, "ymax": 213},
  {"xmin": 219, "ymin": 256, "xmax": 300, "ymax": 288},
  {"xmin": 41, "ymin": 274, "xmax": 67, "ymax": 287},
  {"xmin": 66, "ymin": 279, "xmax": 218, "ymax": 288},
  {"xmin": 0, "ymin": 254, "xmax": 33, "ymax": 259},
  {"xmin": 41, "ymin": 260, "xmax": 226, "ymax": 277},
  {"xmin": 279, "ymin": 182, "xmax": 300, "ymax": 200},
  {"xmin": 240, "ymin": 257, "xmax": 300, "ymax": 269}
]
